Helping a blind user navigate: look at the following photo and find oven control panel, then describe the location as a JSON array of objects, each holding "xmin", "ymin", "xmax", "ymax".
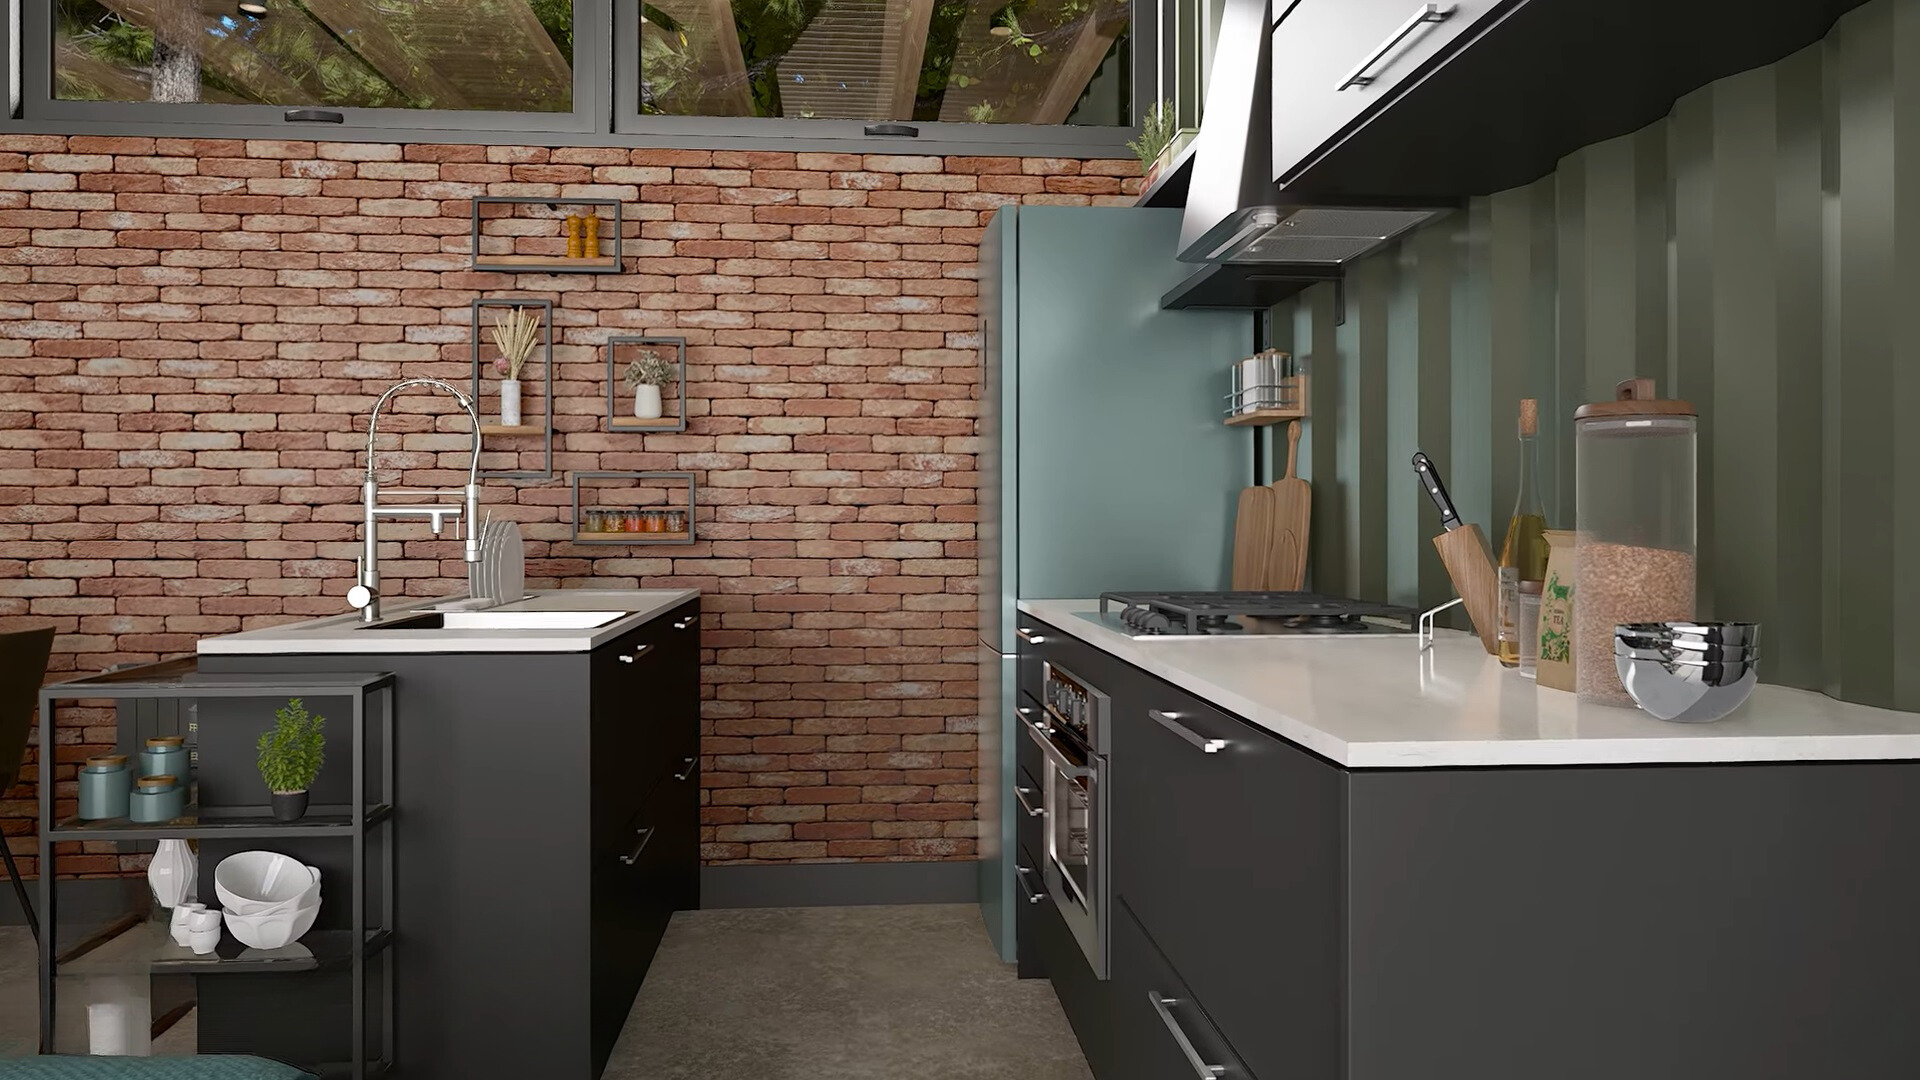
[{"xmin": 1042, "ymin": 661, "xmax": 1107, "ymax": 755}]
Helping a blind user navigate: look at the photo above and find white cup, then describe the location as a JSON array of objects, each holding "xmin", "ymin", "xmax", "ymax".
[{"xmin": 169, "ymin": 903, "xmax": 205, "ymax": 947}]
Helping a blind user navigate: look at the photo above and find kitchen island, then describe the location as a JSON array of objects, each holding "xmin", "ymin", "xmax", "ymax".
[
  {"xmin": 1011, "ymin": 599, "xmax": 1920, "ymax": 1080},
  {"xmin": 194, "ymin": 589, "xmax": 702, "ymax": 1080}
]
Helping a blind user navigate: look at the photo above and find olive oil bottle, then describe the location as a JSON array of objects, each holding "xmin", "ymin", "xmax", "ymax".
[{"xmin": 1498, "ymin": 399, "xmax": 1548, "ymax": 667}]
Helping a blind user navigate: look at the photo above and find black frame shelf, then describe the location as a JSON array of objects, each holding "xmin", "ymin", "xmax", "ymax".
[
  {"xmin": 569, "ymin": 470, "xmax": 697, "ymax": 546},
  {"xmin": 37, "ymin": 660, "xmax": 397, "ymax": 1079},
  {"xmin": 605, "ymin": 334, "xmax": 688, "ymax": 433},
  {"xmin": 471, "ymin": 196, "xmax": 623, "ymax": 274},
  {"xmin": 470, "ymin": 296, "xmax": 555, "ymax": 479}
]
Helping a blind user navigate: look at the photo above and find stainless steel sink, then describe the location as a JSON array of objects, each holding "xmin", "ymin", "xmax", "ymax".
[{"xmin": 360, "ymin": 610, "xmax": 628, "ymax": 631}]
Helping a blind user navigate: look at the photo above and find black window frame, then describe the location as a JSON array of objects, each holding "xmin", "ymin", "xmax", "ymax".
[
  {"xmin": 16, "ymin": 0, "xmax": 611, "ymax": 137},
  {"xmin": 1, "ymin": 0, "xmax": 1158, "ymax": 158}
]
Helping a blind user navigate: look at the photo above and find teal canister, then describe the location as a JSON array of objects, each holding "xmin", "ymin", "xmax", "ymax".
[
  {"xmin": 139, "ymin": 736, "xmax": 188, "ymax": 782},
  {"xmin": 128, "ymin": 775, "xmax": 186, "ymax": 824},
  {"xmin": 77, "ymin": 755, "xmax": 132, "ymax": 820}
]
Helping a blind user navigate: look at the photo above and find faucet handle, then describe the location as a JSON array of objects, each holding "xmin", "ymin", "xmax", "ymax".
[{"xmin": 348, "ymin": 557, "xmax": 376, "ymax": 611}]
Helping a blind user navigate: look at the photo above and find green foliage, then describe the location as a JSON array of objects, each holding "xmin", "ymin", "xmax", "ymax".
[
  {"xmin": 1127, "ymin": 99, "xmax": 1177, "ymax": 170},
  {"xmin": 257, "ymin": 698, "xmax": 326, "ymax": 794},
  {"xmin": 623, "ymin": 351, "xmax": 675, "ymax": 390}
]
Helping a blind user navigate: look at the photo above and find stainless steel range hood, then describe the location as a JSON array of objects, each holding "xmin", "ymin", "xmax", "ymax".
[{"xmin": 1165, "ymin": 0, "xmax": 1444, "ymax": 308}]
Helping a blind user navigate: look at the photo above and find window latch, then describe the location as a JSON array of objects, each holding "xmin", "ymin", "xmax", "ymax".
[
  {"xmin": 285, "ymin": 109, "xmax": 344, "ymax": 124},
  {"xmin": 863, "ymin": 123, "xmax": 919, "ymax": 137}
]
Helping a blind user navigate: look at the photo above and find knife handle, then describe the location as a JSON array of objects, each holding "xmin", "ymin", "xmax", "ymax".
[{"xmin": 1412, "ymin": 452, "xmax": 1463, "ymax": 532}]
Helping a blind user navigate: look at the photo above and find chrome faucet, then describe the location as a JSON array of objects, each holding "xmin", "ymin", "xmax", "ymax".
[{"xmin": 347, "ymin": 378, "xmax": 483, "ymax": 624}]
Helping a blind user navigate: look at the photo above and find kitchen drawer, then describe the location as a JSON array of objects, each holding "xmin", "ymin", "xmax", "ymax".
[
  {"xmin": 1015, "ymin": 619, "xmax": 1051, "ymax": 704},
  {"xmin": 1110, "ymin": 900, "xmax": 1254, "ymax": 1080},
  {"xmin": 1032, "ymin": 862, "xmax": 1114, "ymax": 1078},
  {"xmin": 1016, "ymin": 690, "xmax": 1046, "ymax": 785},
  {"xmin": 1015, "ymin": 759, "xmax": 1046, "ymax": 866},
  {"xmin": 1014, "ymin": 842, "xmax": 1048, "ymax": 979},
  {"xmin": 1111, "ymin": 679, "xmax": 1342, "ymax": 1080},
  {"xmin": 1271, "ymin": 0, "xmax": 1507, "ymax": 184}
]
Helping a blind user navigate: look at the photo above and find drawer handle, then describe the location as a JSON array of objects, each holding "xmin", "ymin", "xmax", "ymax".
[
  {"xmin": 619, "ymin": 826, "xmax": 656, "ymax": 865},
  {"xmin": 1148, "ymin": 992, "xmax": 1227, "ymax": 1078},
  {"xmin": 1015, "ymin": 864, "xmax": 1046, "ymax": 904},
  {"xmin": 1336, "ymin": 3, "xmax": 1456, "ymax": 91},
  {"xmin": 1014, "ymin": 784, "xmax": 1046, "ymax": 818},
  {"xmin": 1015, "ymin": 626, "xmax": 1046, "ymax": 643},
  {"xmin": 618, "ymin": 643, "xmax": 655, "ymax": 664},
  {"xmin": 674, "ymin": 614, "xmax": 700, "ymax": 630},
  {"xmin": 1149, "ymin": 709, "xmax": 1227, "ymax": 753},
  {"xmin": 673, "ymin": 756, "xmax": 697, "ymax": 782}
]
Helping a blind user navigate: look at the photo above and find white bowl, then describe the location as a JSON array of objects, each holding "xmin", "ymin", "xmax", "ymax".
[
  {"xmin": 223, "ymin": 894, "xmax": 320, "ymax": 950},
  {"xmin": 214, "ymin": 852, "xmax": 317, "ymax": 914}
]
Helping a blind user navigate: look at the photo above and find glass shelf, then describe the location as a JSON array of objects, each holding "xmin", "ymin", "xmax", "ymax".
[
  {"xmin": 51, "ymin": 803, "xmax": 390, "ymax": 841},
  {"xmin": 56, "ymin": 920, "xmax": 389, "ymax": 977}
]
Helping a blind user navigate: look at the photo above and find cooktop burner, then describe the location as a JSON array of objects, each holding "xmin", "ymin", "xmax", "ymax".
[{"xmin": 1095, "ymin": 591, "xmax": 1419, "ymax": 638}]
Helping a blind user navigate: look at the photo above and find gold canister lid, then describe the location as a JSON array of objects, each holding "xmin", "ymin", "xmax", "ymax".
[
  {"xmin": 146, "ymin": 735, "xmax": 186, "ymax": 749},
  {"xmin": 86, "ymin": 754, "xmax": 129, "ymax": 769},
  {"xmin": 136, "ymin": 774, "xmax": 178, "ymax": 790},
  {"xmin": 1574, "ymin": 377, "xmax": 1696, "ymax": 421}
]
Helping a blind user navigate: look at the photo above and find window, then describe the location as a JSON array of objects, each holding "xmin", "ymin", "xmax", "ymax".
[
  {"xmin": 9, "ymin": 0, "xmax": 1153, "ymax": 151},
  {"xmin": 25, "ymin": 0, "xmax": 603, "ymax": 132}
]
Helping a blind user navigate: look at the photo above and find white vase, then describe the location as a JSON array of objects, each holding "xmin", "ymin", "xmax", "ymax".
[
  {"xmin": 147, "ymin": 839, "xmax": 196, "ymax": 909},
  {"xmin": 499, "ymin": 378, "xmax": 522, "ymax": 427},
  {"xmin": 633, "ymin": 384, "xmax": 663, "ymax": 420}
]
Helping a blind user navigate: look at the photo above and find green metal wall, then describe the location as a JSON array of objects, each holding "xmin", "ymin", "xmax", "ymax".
[{"xmin": 1273, "ymin": 0, "xmax": 1920, "ymax": 709}]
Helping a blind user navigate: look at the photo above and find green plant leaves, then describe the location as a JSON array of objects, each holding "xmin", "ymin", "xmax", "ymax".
[{"xmin": 257, "ymin": 697, "xmax": 326, "ymax": 795}]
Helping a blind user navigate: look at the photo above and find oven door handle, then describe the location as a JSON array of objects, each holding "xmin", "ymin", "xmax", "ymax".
[{"xmin": 1024, "ymin": 717, "xmax": 1091, "ymax": 779}]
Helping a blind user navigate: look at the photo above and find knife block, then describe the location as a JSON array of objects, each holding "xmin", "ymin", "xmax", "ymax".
[{"xmin": 1433, "ymin": 525, "xmax": 1501, "ymax": 655}]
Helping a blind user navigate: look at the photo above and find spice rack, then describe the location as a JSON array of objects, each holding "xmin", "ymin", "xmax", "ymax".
[
  {"xmin": 470, "ymin": 197, "xmax": 623, "ymax": 274},
  {"xmin": 1223, "ymin": 375, "xmax": 1310, "ymax": 426},
  {"xmin": 605, "ymin": 335, "xmax": 688, "ymax": 433},
  {"xmin": 470, "ymin": 297, "xmax": 554, "ymax": 479},
  {"xmin": 570, "ymin": 471, "xmax": 697, "ymax": 546}
]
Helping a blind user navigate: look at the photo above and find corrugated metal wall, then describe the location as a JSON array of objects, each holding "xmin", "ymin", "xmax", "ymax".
[{"xmin": 1274, "ymin": 0, "xmax": 1920, "ymax": 709}]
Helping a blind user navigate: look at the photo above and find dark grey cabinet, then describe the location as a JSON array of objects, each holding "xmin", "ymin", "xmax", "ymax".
[
  {"xmin": 202, "ymin": 598, "xmax": 702, "ymax": 1080},
  {"xmin": 1017, "ymin": 614, "xmax": 1920, "ymax": 1080}
]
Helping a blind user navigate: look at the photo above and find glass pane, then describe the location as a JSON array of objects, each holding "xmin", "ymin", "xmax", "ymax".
[
  {"xmin": 639, "ymin": 0, "xmax": 1130, "ymax": 124},
  {"xmin": 53, "ymin": 0, "xmax": 575, "ymax": 112}
]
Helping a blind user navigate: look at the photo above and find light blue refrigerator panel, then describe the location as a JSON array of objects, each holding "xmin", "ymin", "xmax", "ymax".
[
  {"xmin": 979, "ymin": 207, "xmax": 1017, "ymax": 653},
  {"xmin": 1015, "ymin": 207, "xmax": 1252, "ymax": 598}
]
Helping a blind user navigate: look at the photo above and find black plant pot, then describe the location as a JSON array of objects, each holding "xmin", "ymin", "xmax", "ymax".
[{"xmin": 270, "ymin": 790, "xmax": 309, "ymax": 822}]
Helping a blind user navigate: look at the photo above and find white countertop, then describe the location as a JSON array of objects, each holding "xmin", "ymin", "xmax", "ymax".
[
  {"xmin": 1018, "ymin": 599, "xmax": 1920, "ymax": 768},
  {"xmin": 197, "ymin": 590, "xmax": 699, "ymax": 655}
]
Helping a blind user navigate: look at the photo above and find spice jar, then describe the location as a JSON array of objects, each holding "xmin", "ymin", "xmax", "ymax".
[
  {"xmin": 642, "ymin": 510, "xmax": 664, "ymax": 533},
  {"xmin": 666, "ymin": 509, "xmax": 687, "ymax": 535},
  {"xmin": 1574, "ymin": 378, "xmax": 1697, "ymax": 705},
  {"xmin": 625, "ymin": 510, "xmax": 642, "ymax": 532}
]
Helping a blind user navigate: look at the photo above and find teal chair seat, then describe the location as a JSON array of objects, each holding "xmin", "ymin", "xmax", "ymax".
[{"xmin": 0, "ymin": 1057, "xmax": 314, "ymax": 1079}]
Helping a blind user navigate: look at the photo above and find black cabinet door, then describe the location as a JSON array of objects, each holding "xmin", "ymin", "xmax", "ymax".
[
  {"xmin": 1108, "ymin": 900, "xmax": 1255, "ymax": 1080},
  {"xmin": 1110, "ymin": 675, "xmax": 1342, "ymax": 1080},
  {"xmin": 1270, "ymin": 0, "xmax": 1508, "ymax": 183},
  {"xmin": 1031, "ymin": 863, "xmax": 1115, "ymax": 1079}
]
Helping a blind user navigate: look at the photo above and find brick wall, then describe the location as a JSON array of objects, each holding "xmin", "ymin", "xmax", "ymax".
[{"xmin": 0, "ymin": 135, "xmax": 1141, "ymax": 875}]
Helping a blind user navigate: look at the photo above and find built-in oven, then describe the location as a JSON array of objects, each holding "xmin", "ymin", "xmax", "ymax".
[{"xmin": 1021, "ymin": 660, "xmax": 1110, "ymax": 979}]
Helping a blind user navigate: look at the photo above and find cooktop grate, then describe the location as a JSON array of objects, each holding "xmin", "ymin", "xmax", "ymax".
[{"xmin": 1098, "ymin": 590, "xmax": 1419, "ymax": 636}]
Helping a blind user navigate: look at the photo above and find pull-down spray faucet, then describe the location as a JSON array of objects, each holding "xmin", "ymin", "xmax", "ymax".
[{"xmin": 347, "ymin": 378, "xmax": 483, "ymax": 624}]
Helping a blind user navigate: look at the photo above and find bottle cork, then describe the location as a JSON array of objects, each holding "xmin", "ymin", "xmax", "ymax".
[{"xmin": 1519, "ymin": 397, "xmax": 1538, "ymax": 437}]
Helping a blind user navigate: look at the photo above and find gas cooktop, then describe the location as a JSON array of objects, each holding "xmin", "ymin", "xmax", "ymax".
[{"xmin": 1086, "ymin": 590, "xmax": 1419, "ymax": 638}]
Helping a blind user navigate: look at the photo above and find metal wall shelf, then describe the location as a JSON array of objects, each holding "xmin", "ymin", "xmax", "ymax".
[
  {"xmin": 470, "ymin": 297, "xmax": 554, "ymax": 479},
  {"xmin": 470, "ymin": 196, "xmax": 623, "ymax": 274},
  {"xmin": 570, "ymin": 471, "xmax": 697, "ymax": 546},
  {"xmin": 606, "ymin": 335, "xmax": 688, "ymax": 433}
]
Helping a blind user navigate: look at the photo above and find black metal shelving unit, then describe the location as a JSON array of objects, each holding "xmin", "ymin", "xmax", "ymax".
[{"xmin": 38, "ymin": 660, "xmax": 396, "ymax": 1079}]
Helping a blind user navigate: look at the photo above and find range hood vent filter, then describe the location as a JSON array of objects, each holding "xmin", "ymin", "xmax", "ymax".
[{"xmin": 1212, "ymin": 207, "xmax": 1442, "ymax": 264}]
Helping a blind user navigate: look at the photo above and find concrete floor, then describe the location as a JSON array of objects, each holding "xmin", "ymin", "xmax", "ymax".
[
  {"xmin": 2, "ymin": 905, "xmax": 1091, "ymax": 1079},
  {"xmin": 607, "ymin": 904, "xmax": 1092, "ymax": 1080}
]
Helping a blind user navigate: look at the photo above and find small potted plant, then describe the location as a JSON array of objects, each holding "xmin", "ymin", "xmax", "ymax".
[
  {"xmin": 623, "ymin": 350, "xmax": 675, "ymax": 421},
  {"xmin": 1130, "ymin": 100, "xmax": 1178, "ymax": 190},
  {"xmin": 489, "ymin": 306, "xmax": 541, "ymax": 427},
  {"xmin": 258, "ymin": 698, "xmax": 325, "ymax": 822}
]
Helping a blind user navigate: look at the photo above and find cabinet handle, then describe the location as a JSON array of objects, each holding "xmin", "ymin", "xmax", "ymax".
[
  {"xmin": 619, "ymin": 826, "xmax": 656, "ymax": 865},
  {"xmin": 1015, "ymin": 626, "xmax": 1045, "ymax": 643},
  {"xmin": 1014, "ymin": 864, "xmax": 1046, "ymax": 904},
  {"xmin": 1149, "ymin": 709, "xmax": 1227, "ymax": 753},
  {"xmin": 1336, "ymin": 3, "xmax": 1456, "ymax": 90},
  {"xmin": 618, "ymin": 643, "xmax": 655, "ymax": 664},
  {"xmin": 674, "ymin": 615, "xmax": 700, "ymax": 630},
  {"xmin": 673, "ymin": 756, "xmax": 697, "ymax": 782},
  {"xmin": 1014, "ymin": 785, "xmax": 1046, "ymax": 818},
  {"xmin": 1148, "ymin": 992, "xmax": 1227, "ymax": 1078}
]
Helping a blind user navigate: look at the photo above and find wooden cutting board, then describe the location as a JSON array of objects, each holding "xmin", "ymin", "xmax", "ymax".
[
  {"xmin": 1266, "ymin": 420, "xmax": 1311, "ymax": 591},
  {"xmin": 1231, "ymin": 484, "xmax": 1277, "ymax": 590}
]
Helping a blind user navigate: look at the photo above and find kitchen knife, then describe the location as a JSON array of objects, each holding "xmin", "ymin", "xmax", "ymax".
[{"xmin": 1412, "ymin": 452, "xmax": 1463, "ymax": 532}]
